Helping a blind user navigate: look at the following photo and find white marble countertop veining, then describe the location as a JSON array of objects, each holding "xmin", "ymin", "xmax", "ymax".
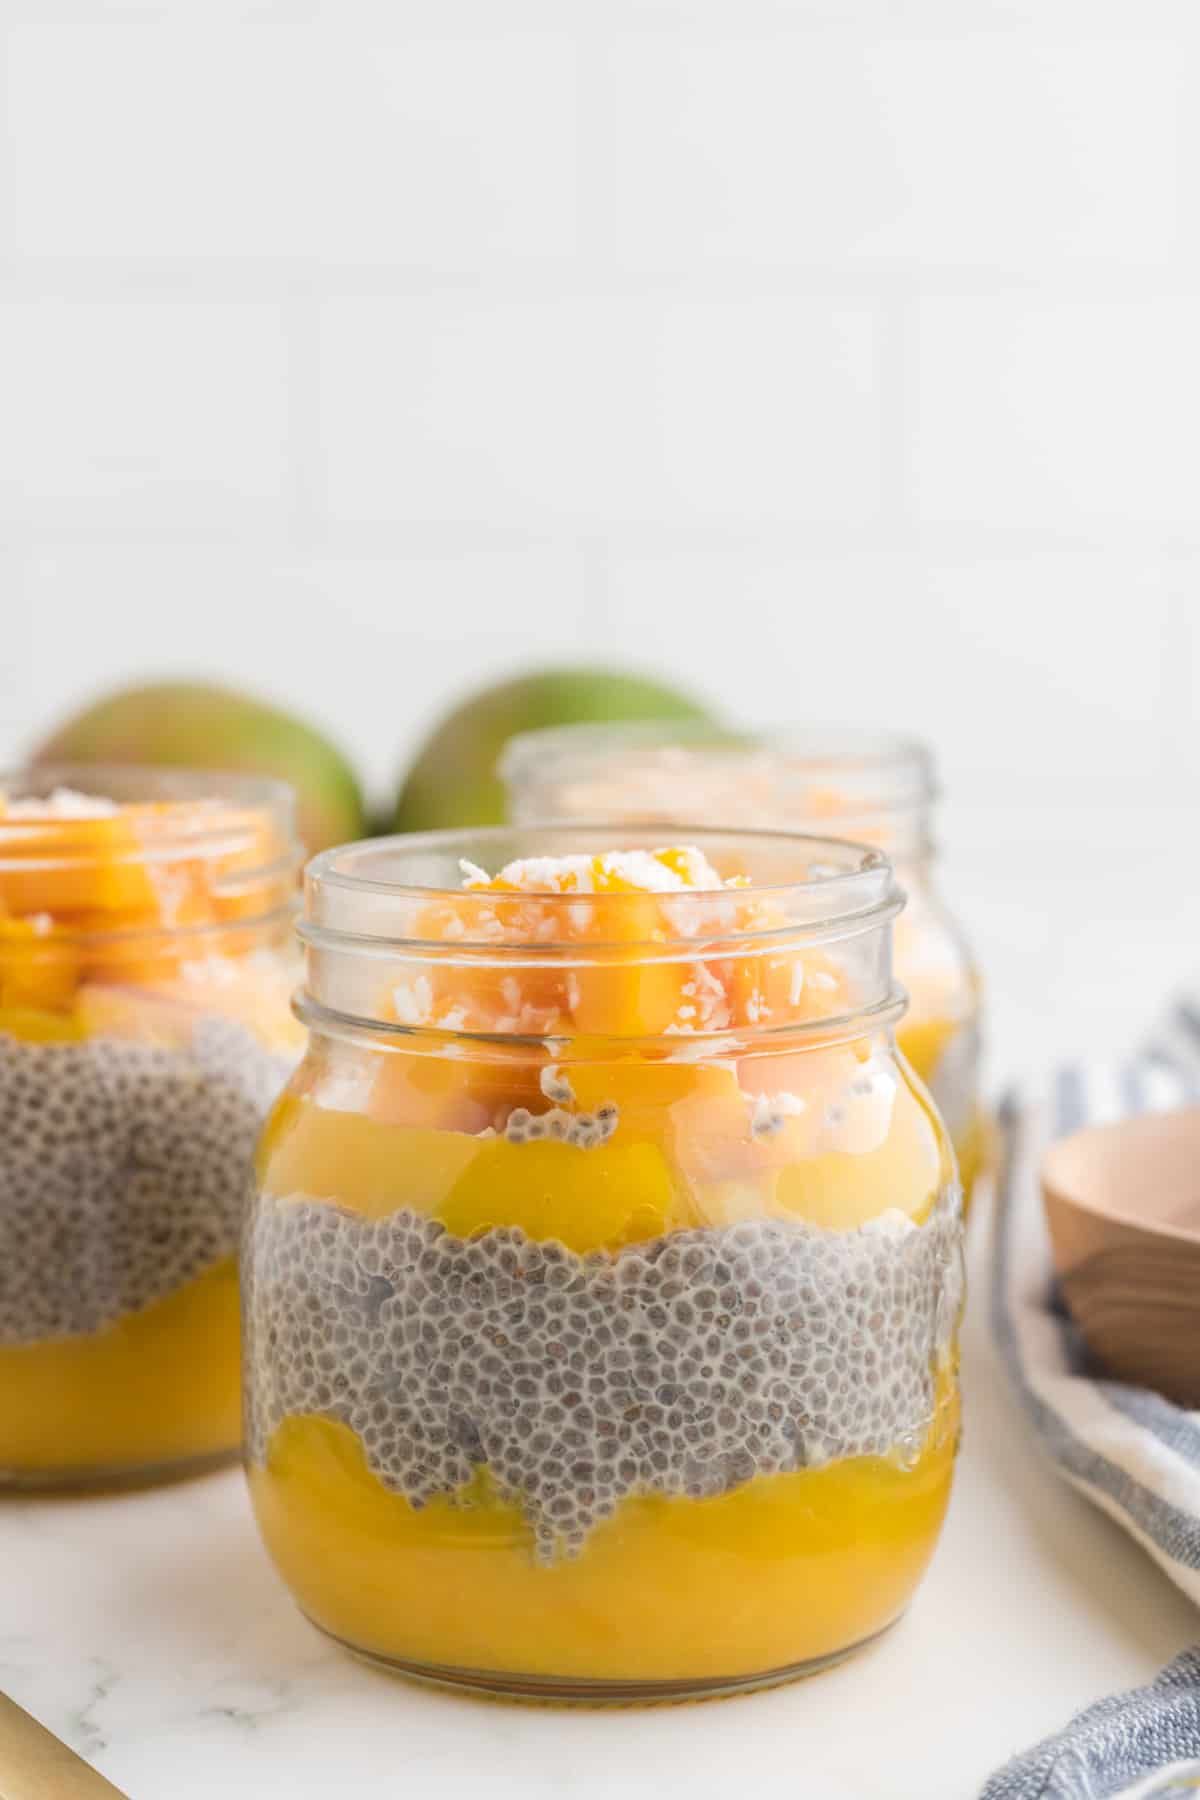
[{"xmin": 2, "ymin": 1196, "xmax": 1196, "ymax": 1800}]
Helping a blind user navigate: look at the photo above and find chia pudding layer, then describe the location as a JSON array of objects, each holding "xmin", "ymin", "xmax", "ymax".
[
  {"xmin": 244, "ymin": 1190, "xmax": 963, "ymax": 1562},
  {"xmin": 0, "ymin": 1019, "xmax": 292, "ymax": 1343}
]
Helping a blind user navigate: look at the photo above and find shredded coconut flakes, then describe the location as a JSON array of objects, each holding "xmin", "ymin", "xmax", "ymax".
[
  {"xmin": 4, "ymin": 786, "xmax": 120, "ymax": 819},
  {"xmin": 459, "ymin": 845, "xmax": 729, "ymax": 896}
]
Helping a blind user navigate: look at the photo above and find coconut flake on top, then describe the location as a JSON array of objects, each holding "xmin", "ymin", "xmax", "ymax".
[
  {"xmin": 2, "ymin": 787, "xmax": 120, "ymax": 819},
  {"xmin": 460, "ymin": 845, "xmax": 728, "ymax": 895},
  {"xmin": 375, "ymin": 842, "xmax": 840, "ymax": 1045}
]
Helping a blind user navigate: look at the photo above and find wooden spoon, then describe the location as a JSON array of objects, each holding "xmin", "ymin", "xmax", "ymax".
[
  {"xmin": 0, "ymin": 1692, "xmax": 131, "ymax": 1799},
  {"xmin": 1041, "ymin": 1106, "xmax": 1200, "ymax": 1407}
]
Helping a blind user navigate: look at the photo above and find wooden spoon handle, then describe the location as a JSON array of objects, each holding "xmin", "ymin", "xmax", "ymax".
[{"xmin": 0, "ymin": 1693, "xmax": 131, "ymax": 1800}]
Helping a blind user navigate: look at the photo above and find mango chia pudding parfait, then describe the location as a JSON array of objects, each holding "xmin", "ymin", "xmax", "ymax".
[
  {"xmin": 244, "ymin": 825, "xmax": 964, "ymax": 1700},
  {"xmin": 0, "ymin": 768, "xmax": 302, "ymax": 1487},
  {"xmin": 503, "ymin": 726, "xmax": 986, "ymax": 1206}
]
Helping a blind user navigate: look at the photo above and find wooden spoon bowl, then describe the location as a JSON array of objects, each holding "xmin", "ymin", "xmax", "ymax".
[{"xmin": 1041, "ymin": 1106, "xmax": 1200, "ymax": 1406}]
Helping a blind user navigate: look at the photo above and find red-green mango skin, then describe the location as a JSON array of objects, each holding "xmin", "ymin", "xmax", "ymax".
[{"xmin": 34, "ymin": 681, "xmax": 367, "ymax": 859}]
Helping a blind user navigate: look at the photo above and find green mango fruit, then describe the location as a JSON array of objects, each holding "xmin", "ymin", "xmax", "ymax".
[
  {"xmin": 394, "ymin": 668, "xmax": 715, "ymax": 833},
  {"xmin": 33, "ymin": 681, "xmax": 367, "ymax": 858}
]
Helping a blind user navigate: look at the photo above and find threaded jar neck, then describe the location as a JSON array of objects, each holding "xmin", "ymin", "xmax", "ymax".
[
  {"xmin": 0, "ymin": 764, "xmax": 301, "ymax": 944},
  {"xmin": 299, "ymin": 824, "xmax": 906, "ymax": 1048},
  {"xmin": 501, "ymin": 725, "xmax": 936, "ymax": 866}
]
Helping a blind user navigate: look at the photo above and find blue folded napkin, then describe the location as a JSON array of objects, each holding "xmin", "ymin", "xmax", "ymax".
[
  {"xmin": 982, "ymin": 1000, "xmax": 1200, "ymax": 1797},
  {"xmin": 979, "ymin": 1647, "xmax": 1200, "ymax": 1799}
]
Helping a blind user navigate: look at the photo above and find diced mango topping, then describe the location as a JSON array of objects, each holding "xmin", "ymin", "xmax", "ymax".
[
  {"xmin": 381, "ymin": 846, "xmax": 849, "ymax": 1042},
  {"xmin": 0, "ymin": 787, "xmax": 294, "ymax": 1029},
  {"xmin": 255, "ymin": 844, "xmax": 941, "ymax": 1252},
  {"xmin": 461, "ymin": 846, "xmax": 725, "ymax": 896},
  {"xmin": 350, "ymin": 844, "xmax": 945, "ymax": 1230}
]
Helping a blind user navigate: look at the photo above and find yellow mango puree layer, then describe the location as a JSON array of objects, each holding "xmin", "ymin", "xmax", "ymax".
[
  {"xmin": 0, "ymin": 979, "xmax": 288, "ymax": 1481},
  {"xmin": 0, "ymin": 1257, "xmax": 240, "ymax": 1479},
  {"xmin": 250, "ymin": 1407, "xmax": 957, "ymax": 1682}
]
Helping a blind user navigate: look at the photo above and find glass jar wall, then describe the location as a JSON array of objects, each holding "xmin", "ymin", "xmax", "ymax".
[
  {"xmin": 244, "ymin": 826, "xmax": 964, "ymax": 1700},
  {"xmin": 0, "ymin": 767, "xmax": 301, "ymax": 1487},
  {"xmin": 503, "ymin": 726, "xmax": 985, "ymax": 1204}
]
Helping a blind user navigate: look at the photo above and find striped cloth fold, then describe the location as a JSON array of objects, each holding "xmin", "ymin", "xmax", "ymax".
[
  {"xmin": 983, "ymin": 999, "xmax": 1200, "ymax": 1797},
  {"xmin": 979, "ymin": 1649, "xmax": 1200, "ymax": 1800}
]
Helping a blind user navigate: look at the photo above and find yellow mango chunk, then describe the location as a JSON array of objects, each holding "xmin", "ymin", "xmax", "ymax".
[
  {"xmin": 772, "ymin": 1073, "xmax": 946, "ymax": 1229},
  {"xmin": 260, "ymin": 1094, "xmax": 480, "ymax": 1218},
  {"xmin": 566, "ymin": 1052, "xmax": 740, "ymax": 1130},
  {"xmin": 0, "ymin": 1004, "xmax": 87, "ymax": 1044},
  {"xmin": 435, "ymin": 1134, "xmax": 687, "ymax": 1251},
  {"xmin": 896, "ymin": 1015, "xmax": 958, "ymax": 1088},
  {"xmin": 261, "ymin": 1090, "xmax": 689, "ymax": 1249},
  {"xmin": 0, "ymin": 919, "xmax": 81, "ymax": 1013},
  {"xmin": 896, "ymin": 1017, "xmax": 986, "ymax": 1210},
  {"xmin": 0, "ymin": 807, "xmax": 169, "ymax": 921},
  {"xmin": 0, "ymin": 793, "xmax": 292, "ymax": 1008},
  {"xmin": 369, "ymin": 1044, "xmax": 541, "ymax": 1134}
]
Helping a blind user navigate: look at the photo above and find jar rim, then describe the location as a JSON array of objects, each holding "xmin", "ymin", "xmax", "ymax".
[
  {"xmin": 499, "ymin": 722, "xmax": 935, "ymax": 817},
  {"xmin": 303, "ymin": 823, "xmax": 901, "ymax": 955},
  {"xmin": 0, "ymin": 765, "xmax": 301, "ymax": 947},
  {"xmin": 0, "ymin": 763, "xmax": 301, "ymax": 879},
  {"xmin": 295, "ymin": 982, "xmax": 910, "ymax": 1055}
]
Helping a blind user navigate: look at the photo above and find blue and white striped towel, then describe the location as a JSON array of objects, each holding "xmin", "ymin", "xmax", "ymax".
[
  {"xmin": 982, "ymin": 1000, "xmax": 1200, "ymax": 1797},
  {"xmin": 980, "ymin": 1648, "xmax": 1200, "ymax": 1800}
]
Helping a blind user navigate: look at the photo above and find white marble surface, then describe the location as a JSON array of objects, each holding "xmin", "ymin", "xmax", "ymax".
[{"xmin": 1, "ymin": 1192, "xmax": 1196, "ymax": 1800}]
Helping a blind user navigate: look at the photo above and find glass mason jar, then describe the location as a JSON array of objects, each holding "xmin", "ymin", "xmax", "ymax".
[
  {"xmin": 0, "ymin": 766, "xmax": 302, "ymax": 1487},
  {"xmin": 244, "ymin": 825, "xmax": 964, "ymax": 1701},
  {"xmin": 502, "ymin": 725, "xmax": 986, "ymax": 1205}
]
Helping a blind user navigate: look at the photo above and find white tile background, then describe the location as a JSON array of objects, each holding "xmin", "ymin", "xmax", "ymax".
[{"xmin": 1, "ymin": 0, "xmax": 1197, "ymax": 1078}]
